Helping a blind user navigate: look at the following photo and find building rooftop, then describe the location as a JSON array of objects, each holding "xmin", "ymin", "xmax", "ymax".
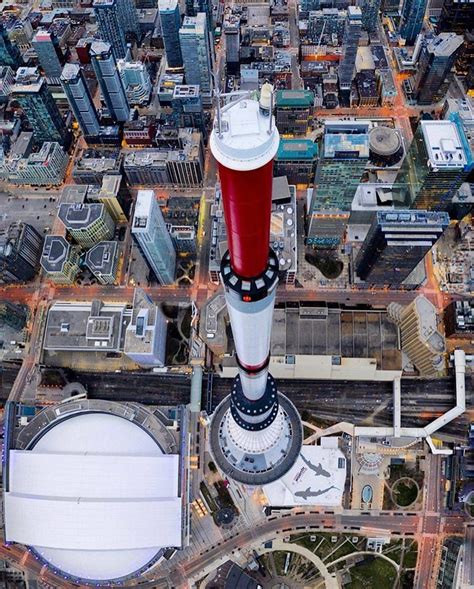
[
  {"xmin": 275, "ymin": 89, "xmax": 314, "ymax": 108},
  {"xmin": 43, "ymin": 300, "xmax": 130, "ymax": 352},
  {"xmin": 5, "ymin": 402, "xmax": 182, "ymax": 583},
  {"xmin": 369, "ymin": 127, "xmax": 402, "ymax": 156},
  {"xmin": 60, "ymin": 62, "xmax": 81, "ymax": 81},
  {"xmin": 377, "ymin": 210, "xmax": 450, "ymax": 227},
  {"xmin": 40, "ymin": 235, "xmax": 71, "ymax": 273},
  {"xmin": 172, "ymin": 85, "xmax": 200, "ymax": 99},
  {"xmin": 276, "ymin": 139, "xmax": 318, "ymax": 160},
  {"xmin": 124, "ymin": 288, "xmax": 164, "ymax": 357},
  {"xmin": 158, "ymin": 0, "xmax": 178, "ymax": 11},
  {"xmin": 414, "ymin": 296, "xmax": 445, "ymax": 353},
  {"xmin": 58, "ymin": 203, "xmax": 106, "ymax": 230},
  {"xmin": 84, "ymin": 241, "xmax": 118, "ymax": 276},
  {"xmin": 427, "ymin": 32, "xmax": 464, "ymax": 57},
  {"xmin": 264, "ymin": 443, "xmax": 346, "ymax": 507},
  {"xmin": 421, "ymin": 120, "xmax": 468, "ymax": 169},
  {"xmin": 324, "ymin": 132, "xmax": 369, "ymax": 159}
]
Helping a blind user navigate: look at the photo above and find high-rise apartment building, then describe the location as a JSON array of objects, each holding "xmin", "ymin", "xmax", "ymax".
[
  {"xmin": 61, "ymin": 63, "xmax": 101, "ymax": 139},
  {"xmin": 275, "ymin": 90, "xmax": 314, "ymax": 136},
  {"xmin": 159, "ymin": 0, "xmax": 183, "ymax": 68},
  {"xmin": 223, "ymin": 13, "xmax": 240, "ymax": 74},
  {"xmin": 179, "ymin": 13, "xmax": 212, "ymax": 105},
  {"xmin": 40, "ymin": 235, "xmax": 81, "ymax": 284},
  {"xmin": 355, "ymin": 210, "xmax": 449, "ymax": 286},
  {"xmin": 0, "ymin": 23, "xmax": 22, "ymax": 69},
  {"xmin": 58, "ymin": 203, "xmax": 115, "ymax": 247},
  {"xmin": 93, "ymin": 0, "xmax": 127, "ymax": 59},
  {"xmin": 413, "ymin": 33, "xmax": 464, "ymax": 105},
  {"xmin": 91, "ymin": 41, "xmax": 130, "ymax": 123},
  {"xmin": 359, "ymin": 0, "xmax": 381, "ymax": 32},
  {"xmin": 32, "ymin": 30, "xmax": 64, "ymax": 81},
  {"xmin": 131, "ymin": 190, "xmax": 176, "ymax": 285},
  {"xmin": 172, "ymin": 85, "xmax": 206, "ymax": 137},
  {"xmin": 0, "ymin": 223, "xmax": 43, "ymax": 284},
  {"xmin": 0, "ymin": 66, "xmax": 15, "ymax": 103},
  {"xmin": 393, "ymin": 119, "xmax": 473, "ymax": 211},
  {"xmin": 9, "ymin": 142, "xmax": 69, "ymax": 186},
  {"xmin": 117, "ymin": 0, "xmax": 140, "ymax": 40},
  {"xmin": 84, "ymin": 241, "xmax": 119, "ymax": 284},
  {"xmin": 117, "ymin": 59, "xmax": 152, "ymax": 105},
  {"xmin": 12, "ymin": 67, "xmax": 68, "ymax": 145},
  {"xmin": 308, "ymin": 121, "xmax": 369, "ymax": 247},
  {"xmin": 339, "ymin": 6, "xmax": 362, "ymax": 106},
  {"xmin": 399, "ymin": 0, "xmax": 428, "ymax": 45}
]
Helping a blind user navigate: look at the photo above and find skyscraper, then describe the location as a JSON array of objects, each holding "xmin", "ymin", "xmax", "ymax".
[
  {"xmin": 0, "ymin": 22, "xmax": 22, "ymax": 69},
  {"xmin": 159, "ymin": 0, "xmax": 183, "ymax": 68},
  {"xmin": 32, "ymin": 30, "xmax": 64, "ymax": 81},
  {"xmin": 58, "ymin": 203, "xmax": 115, "ymax": 247},
  {"xmin": 223, "ymin": 13, "xmax": 240, "ymax": 75},
  {"xmin": 308, "ymin": 121, "xmax": 369, "ymax": 247},
  {"xmin": 118, "ymin": 59, "xmax": 152, "ymax": 105},
  {"xmin": 117, "ymin": 0, "xmax": 140, "ymax": 40},
  {"xmin": 131, "ymin": 190, "xmax": 176, "ymax": 285},
  {"xmin": 12, "ymin": 67, "xmax": 68, "ymax": 145},
  {"xmin": 0, "ymin": 223, "xmax": 43, "ymax": 284},
  {"xmin": 339, "ymin": 6, "xmax": 362, "ymax": 106},
  {"xmin": 61, "ymin": 63, "xmax": 101, "ymax": 138},
  {"xmin": 90, "ymin": 41, "xmax": 130, "ymax": 123},
  {"xmin": 399, "ymin": 0, "xmax": 428, "ymax": 45},
  {"xmin": 413, "ymin": 33, "xmax": 464, "ymax": 105},
  {"xmin": 179, "ymin": 13, "xmax": 212, "ymax": 105},
  {"xmin": 393, "ymin": 119, "xmax": 473, "ymax": 211},
  {"xmin": 355, "ymin": 210, "xmax": 449, "ymax": 286},
  {"xmin": 360, "ymin": 0, "xmax": 381, "ymax": 32},
  {"xmin": 93, "ymin": 0, "xmax": 127, "ymax": 59}
]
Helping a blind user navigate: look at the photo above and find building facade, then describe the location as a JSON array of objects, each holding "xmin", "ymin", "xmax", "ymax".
[
  {"xmin": 40, "ymin": 235, "xmax": 81, "ymax": 284},
  {"xmin": 91, "ymin": 41, "xmax": 130, "ymax": 123},
  {"xmin": 13, "ymin": 67, "xmax": 68, "ymax": 145},
  {"xmin": 0, "ymin": 223, "xmax": 43, "ymax": 284},
  {"xmin": 10, "ymin": 142, "xmax": 68, "ymax": 186},
  {"xmin": 58, "ymin": 203, "xmax": 115, "ymax": 247},
  {"xmin": 84, "ymin": 240, "xmax": 119, "ymax": 284},
  {"xmin": 172, "ymin": 85, "xmax": 206, "ymax": 138},
  {"xmin": 274, "ymin": 139, "xmax": 318, "ymax": 186},
  {"xmin": 61, "ymin": 63, "xmax": 101, "ymax": 139},
  {"xmin": 32, "ymin": 30, "xmax": 64, "ymax": 81},
  {"xmin": 339, "ymin": 7, "xmax": 362, "ymax": 106},
  {"xmin": 413, "ymin": 33, "xmax": 464, "ymax": 105},
  {"xmin": 131, "ymin": 190, "xmax": 176, "ymax": 285},
  {"xmin": 159, "ymin": 0, "xmax": 183, "ymax": 68},
  {"xmin": 179, "ymin": 13, "xmax": 212, "ymax": 105},
  {"xmin": 393, "ymin": 118, "xmax": 473, "ymax": 211},
  {"xmin": 359, "ymin": 0, "xmax": 381, "ymax": 32},
  {"xmin": 93, "ymin": 0, "xmax": 127, "ymax": 60},
  {"xmin": 275, "ymin": 90, "xmax": 314, "ymax": 136},
  {"xmin": 399, "ymin": 0, "xmax": 428, "ymax": 44},
  {"xmin": 0, "ymin": 22, "xmax": 22, "ymax": 69},
  {"xmin": 117, "ymin": 59, "xmax": 152, "ymax": 105},
  {"xmin": 308, "ymin": 121, "xmax": 369, "ymax": 246},
  {"xmin": 355, "ymin": 210, "xmax": 449, "ymax": 286}
]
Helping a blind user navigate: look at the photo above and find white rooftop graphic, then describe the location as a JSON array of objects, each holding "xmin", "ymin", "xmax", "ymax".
[
  {"xmin": 263, "ymin": 443, "xmax": 346, "ymax": 507},
  {"xmin": 421, "ymin": 120, "xmax": 467, "ymax": 169}
]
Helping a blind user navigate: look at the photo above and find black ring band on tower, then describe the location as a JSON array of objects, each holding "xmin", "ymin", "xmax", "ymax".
[{"xmin": 220, "ymin": 249, "xmax": 279, "ymax": 302}]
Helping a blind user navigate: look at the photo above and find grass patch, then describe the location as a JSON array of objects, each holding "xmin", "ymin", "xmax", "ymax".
[
  {"xmin": 400, "ymin": 570, "xmax": 415, "ymax": 588},
  {"xmin": 392, "ymin": 479, "xmax": 418, "ymax": 507},
  {"xmin": 403, "ymin": 541, "xmax": 418, "ymax": 569},
  {"xmin": 273, "ymin": 551, "xmax": 287, "ymax": 576},
  {"xmin": 346, "ymin": 556, "xmax": 397, "ymax": 588},
  {"xmin": 327, "ymin": 539, "xmax": 358, "ymax": 563}
]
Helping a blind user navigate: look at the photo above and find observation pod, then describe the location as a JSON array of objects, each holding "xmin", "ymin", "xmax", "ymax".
[{"xmin": 209, "ymin": 85, "xmax": 302, "ymax": 486}]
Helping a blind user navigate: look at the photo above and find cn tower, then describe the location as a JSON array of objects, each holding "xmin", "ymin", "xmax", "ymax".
[{"xmin": 209, "ymin": 85, "xmax": 302, "ymax": 486}]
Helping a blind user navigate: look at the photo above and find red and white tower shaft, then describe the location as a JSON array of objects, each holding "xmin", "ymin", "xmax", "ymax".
[
  {"xmin": 210, "ymin": 85, "xmax": 279, "ymax": 404},
  {"xmin": 209, "ymin": 86, "xmax": 302, "ymax": 486}
]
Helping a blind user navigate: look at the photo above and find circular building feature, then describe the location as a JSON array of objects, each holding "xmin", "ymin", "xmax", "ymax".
[
  {"xmin": 368, "ymin": 127, "xmax": 404, "ymax": 167},
  {"xmin": 4, "ymin": 401, "xmax": 182, "ymax": 585}
]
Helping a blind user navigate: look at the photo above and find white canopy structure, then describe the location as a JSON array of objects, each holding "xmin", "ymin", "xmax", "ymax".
[{"xmin": 5, "ymin": 412, "xmax": 182, "ymax": 582}]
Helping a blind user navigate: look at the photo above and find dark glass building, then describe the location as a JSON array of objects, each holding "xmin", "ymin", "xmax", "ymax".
[
  {"xmin": 393, "ymin": 118, "xmax": 473, "ymax": 212},
  {"xmin": 0, "ymin": 23, "xmax": 22, "ymax": 69},
  {"xmin": 355, "ymin": 210, "xmax": 449, "ymax": 286},
  {"xmin": 12, "ymin": 67, "xmax": 68, "ymax": 145},
  {"xmin": 93, "ymin": 0, "xmax": 127, "ymax": 60},
  {"xmin": 399, "ymin": 0, "xmax": 428, "ymax": 45},
  {"xmin": 413, "ymin": 33, "xmax": 464, "ymax": 105},
  {"xmin": 0, "ymin": 223, "xmax": 44, "ymax": 284},
  {"xmin": 61, "ymin": 63, "xmax": 101, "ymax": 138},
  {"xmin": 159, "ymin": 0, "xmax": 183, "ymax": 68}
]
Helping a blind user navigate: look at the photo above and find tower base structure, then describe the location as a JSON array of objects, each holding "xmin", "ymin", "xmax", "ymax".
[{"xmin": 210, "ymin": 380, "xmax": 302, "ymax": 486}]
